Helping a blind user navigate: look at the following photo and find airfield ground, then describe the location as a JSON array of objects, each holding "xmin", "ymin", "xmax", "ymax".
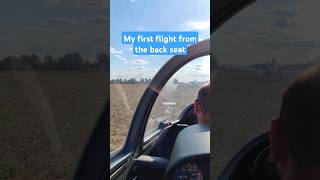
[
  {"xmin": 0, "ymin": 71, "xmax": 106, "ymax": 180},
  {"xmin": 0, "ymin": 69, "xmax": 292, "ymax": 179},
  {"xmin": 110, "ymin": 84, "xmax": 147, "ymax": 151}
]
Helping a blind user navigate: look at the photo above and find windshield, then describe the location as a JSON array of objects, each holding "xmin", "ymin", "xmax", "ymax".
[
  {"xmin": 145, "ymin": 56, "xmax": 210, "ymax": 137},
  {"xmin": 110, "ymin": 0, "xmax": 210, "ymax": 152}
]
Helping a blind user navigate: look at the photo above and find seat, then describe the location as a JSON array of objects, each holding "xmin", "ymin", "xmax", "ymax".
[
  {"xmin": 151, "ymin": 104, "xmax": 198, "ymax": 158},
  {"xmin": 151, "ymin": 123, "xmax": 188, "ymax": 159}
]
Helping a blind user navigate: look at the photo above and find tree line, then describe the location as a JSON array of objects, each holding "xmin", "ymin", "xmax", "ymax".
[
  {"xmin": 110, "ymin": 78, "xmax": 152, "ymax": 84},
  {"xmin": 0, "ymin": 52, "xmax": 108, "ymax": 71}
]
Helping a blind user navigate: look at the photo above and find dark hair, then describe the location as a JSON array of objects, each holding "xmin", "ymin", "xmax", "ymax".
[
  {"xmin": 197, "ymin": 83, "xmax": 210, "ymax": 115},
  {"xmin": 279, "ymin": 65, "xmax": 320, "ymax": 166}
]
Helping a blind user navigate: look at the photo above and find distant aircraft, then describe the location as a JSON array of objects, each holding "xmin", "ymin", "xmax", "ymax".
[
  {"xmin": 175, "ymin": 80, "xmax": 209, "ymax": 86},
  {"xmin": 221, "ymin": 58, "xmax": 305, "ymax": 81}
]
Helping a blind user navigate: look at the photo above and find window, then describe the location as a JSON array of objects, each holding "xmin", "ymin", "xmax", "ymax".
[{"xmin": 144, "ymin": 56, "xmax": 210, "ymax": 138}]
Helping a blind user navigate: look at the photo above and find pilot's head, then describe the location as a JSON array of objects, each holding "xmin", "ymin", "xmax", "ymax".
[
  {"xmin": 270, "ymin": 65, "xmax": 320, "ymax": 180},
  {"xmin": 194, "ymin": 83, "xmax": 210, "ymax": 124}
]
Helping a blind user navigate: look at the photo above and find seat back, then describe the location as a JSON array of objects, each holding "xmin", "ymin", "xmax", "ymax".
[{"xmin": 151, "ymin": 124, "xmax": 188, "ymax": 159}]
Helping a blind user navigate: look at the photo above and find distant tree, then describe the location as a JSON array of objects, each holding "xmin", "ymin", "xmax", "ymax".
[
  {"xmin": 0, "ymin": 56, "xmax": 13, "ymax": 70},
  {"xmin": 144, "ymin": 78, "xmax": 150, "ymax": 84},
  {"xmin": 43, "ymin": 54, "xmax": 57, "ymax": 70},
  {"xmin": 95, "ymin": 53, "xmax": 108, "ymax": 71},
  {"xmin": 57, "ymin": 53, "xmax": 84, "ymax": 70},
  {"xmin": 0, "ymin": 52, "xmax": 107, "ymax": 71},
  {"xmin": 6, "ymin": 56, "xmax": 23, "ymax": 70},
  {"xmin": 127, "ymin": 78, "xmax": 137, "ymax": 84},
  {"xmin": 110, "ymin": 78, "xmax": 153, "ymax": 84},
  {"xmin": 29, "ymin": 54, "xmax": 42, "ymax": 70},
  {"xmin": 82, "ymin": 60, "xmax": 94, "ymax": 71}
]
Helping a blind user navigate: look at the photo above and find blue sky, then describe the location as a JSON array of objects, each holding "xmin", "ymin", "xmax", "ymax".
[{"xmin": 110, "ymin": 0, "xmax": 210, "ymax": 80}]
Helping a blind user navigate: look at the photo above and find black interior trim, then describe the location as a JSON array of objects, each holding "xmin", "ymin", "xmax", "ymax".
[
  {"xmin": 217, "ymin": 133, "xmax": 269, "ymax": 180},
  {"xmin": 110, "ymin": 152, "xmax": 132, "ymax": 176},
  {"xmin": 212, "ymin": 0, "xmax": 256, "ymax": 33},
  {"xmin": 73, "ymin": 103, "xmax": 108, "ymax": 180}
]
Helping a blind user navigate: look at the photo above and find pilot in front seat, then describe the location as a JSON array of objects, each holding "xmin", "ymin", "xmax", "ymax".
[{"xmin": 152, "ymin": 83, "xmax": 211, "ymax": 179}]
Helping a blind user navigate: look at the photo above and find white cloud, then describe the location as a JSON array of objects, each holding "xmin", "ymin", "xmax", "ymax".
[
  {"xmin": 125, "ymin": 58, "xmax": 149, "ymax": 65},
  {"xmin": 111, "ymin": 67, "xmax": 157, "ymax": 79},
  {"xmin": 110, "ymin": 47, "xmax": 122, "ymax": 55},
  {"xmin": 130, "ymin": 0, "xmax": 136, "ymax": 2},
  {"xmin": 126, "ymin": 66, "xmax": 145, "ymax": 70},
  {"xmin": 115, "ymin": 54, "xmax": 127, "ymax": 61},
  {"xmin": 137, "ymin": 26, "xmax": 145, "ymax": 30},
  {"xmin": 183, "ymin": 20, "xmax": 210, "ymax": 30}
]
